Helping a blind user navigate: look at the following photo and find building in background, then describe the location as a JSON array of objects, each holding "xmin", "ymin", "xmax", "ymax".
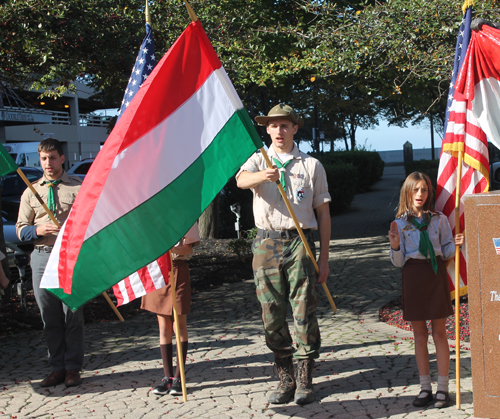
[{"xmin": 0, "ymin": 81, "xmax": 110, "ymax": 170}]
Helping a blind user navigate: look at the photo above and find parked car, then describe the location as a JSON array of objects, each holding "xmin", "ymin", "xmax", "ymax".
[
  {"xmin": 2, "ymin": 217, "xmax": 33, "ymax": 309},
  {"xmin": 1, "ymin": 167, "xmax": 43, "ymax": 221},
  {"xmin": 68, "ymin": 158, "xmax": 94, "ymax": 176}
]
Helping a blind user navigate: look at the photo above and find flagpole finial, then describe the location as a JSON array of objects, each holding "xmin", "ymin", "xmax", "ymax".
[
  {"xmin": 145, "ymin": 0, "xmax": 151, "ymax": 25},
  {"xmin": 183, "ymin": 0, "xmax": 198, "ymax": 22},
  {"xmin": 462, "ymin": 0, "xmax": 474, "ymax": 15}
]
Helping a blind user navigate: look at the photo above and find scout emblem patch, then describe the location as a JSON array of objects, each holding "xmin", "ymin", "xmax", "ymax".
[{"xmin": 295, "ymin": 188, "xmax": 306, "ymax": 202}]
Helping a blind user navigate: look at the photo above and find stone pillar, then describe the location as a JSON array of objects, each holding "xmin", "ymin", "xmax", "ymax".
[{"xmin": 464, "ymin": 191, "xmax": 500, "ymax": 418}]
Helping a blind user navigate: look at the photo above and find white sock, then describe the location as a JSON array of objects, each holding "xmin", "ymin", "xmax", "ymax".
[
  {"xmin": 436, "ymin": 376, "xmax": 449, "ymax": 400},
  {"xmin": 419, "ymin": 375, "xmax": 432, "ymax": 397}
]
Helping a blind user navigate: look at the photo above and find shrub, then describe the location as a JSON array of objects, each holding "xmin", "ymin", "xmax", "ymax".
[
  {"xmin": 322, "ymin": 162, "xmax": 358, "ymax": 215},
  {"xmin": 312, "ymin": 150, "xmax": 385, "ymax": 193}
]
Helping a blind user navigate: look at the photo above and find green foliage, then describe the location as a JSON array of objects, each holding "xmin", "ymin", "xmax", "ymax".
[
  {"xmin": 322, "ymin": 161, "xmax": 358, "ymax": 215},
  {"xmin": 227, "ymin": 227, "xmax": 256, "ymax": 259},
  {"xmin": 313, "ymin": 150, "xmax": 385, "ymax": 193},
  {"xmin": 227, "ymin": 237, "xmax": 252, "ymax": 260}
]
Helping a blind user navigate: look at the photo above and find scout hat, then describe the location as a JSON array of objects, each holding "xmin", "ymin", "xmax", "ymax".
[{"xmin": 254, "ymin": 103, "xmax": 304, "ymax": 128}]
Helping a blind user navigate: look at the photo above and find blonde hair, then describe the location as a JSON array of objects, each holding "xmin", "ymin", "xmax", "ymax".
[{"xmin": 396, "ymin": 171, "xmax": 435, "ymax": 221}]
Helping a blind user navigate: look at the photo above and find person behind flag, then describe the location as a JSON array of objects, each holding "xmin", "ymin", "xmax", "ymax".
[
  {"xmin": 16, "ymin": 138, "xmax": 84, "ymax": 388},
  {"xmin": 236, "ymin": 104, "xmax": 331, "ymax": 405},
  {"xmin": 141, "ymin": 223, "xmax": 200, "ymax": 396},
  {"xmin": 388, "ymin": 172, "xmax": 464, "ymax": 409}
]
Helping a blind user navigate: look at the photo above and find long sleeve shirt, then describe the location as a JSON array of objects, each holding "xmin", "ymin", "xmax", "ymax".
[{"xmin": 389, "ymin": 212, "xmax": 456, "ymax": 268}]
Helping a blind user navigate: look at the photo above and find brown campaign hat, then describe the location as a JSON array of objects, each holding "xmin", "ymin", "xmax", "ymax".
[{"xmin": 254, "ymin": 103, "xmax": 304, "ymax": 128}]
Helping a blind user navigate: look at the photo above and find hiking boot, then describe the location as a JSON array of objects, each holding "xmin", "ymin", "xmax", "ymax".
[
  {"xmin": 268, "ymin": 355, "xmax": 296, "ymax": 404},
  {"xmin": 169, "ymin": 377, "xmax": 183, "ymax": 396},
  {"xmin": 294, "ymin": 359, "xmax": 315, "ymax": 405},
  {"xmin": 153, "ymin": 377, "xmax": 172, "ymax": 395}
]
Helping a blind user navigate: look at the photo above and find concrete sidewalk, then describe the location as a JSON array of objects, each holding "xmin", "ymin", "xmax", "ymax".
[{"xmin": 0, "ymin": 166, "xmax": 474, "ymax": 418}]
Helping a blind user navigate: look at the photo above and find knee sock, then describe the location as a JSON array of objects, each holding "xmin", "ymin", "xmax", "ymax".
[
  {"xmin": 174, "ymin": 341, "xmax": 189, "ymax": 379},
  {"xmin": 418, "ymin": 375, "xmax": 432, "ymax": 397},
  {"xmin": 436, "ymin": 376, "xmax": 449, "ymax": 400},
  {"xmin": 160, "ymin": 344, "xmax": 173, "ymax": 378}
]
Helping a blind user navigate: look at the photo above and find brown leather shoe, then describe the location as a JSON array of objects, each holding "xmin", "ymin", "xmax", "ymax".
[
  {"xmin": 64, "ymin": 370, "xmax": 82, "ymax": 387},
  {"xmin": 40, "ymin": 371, "xmax": 65, "ymax": 387}
]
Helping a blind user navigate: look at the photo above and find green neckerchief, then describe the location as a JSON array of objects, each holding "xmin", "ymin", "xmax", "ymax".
[
  {"xmin": 272, "ymin": 157, "xmax": 293, "ymax": 192},
  {"xmin": 411, "ymin": 215, "xmax": 438, "ymax": 275},
  {"xmin": 46, "ymin": 179, "xmax": 62, "ymax": 214}
]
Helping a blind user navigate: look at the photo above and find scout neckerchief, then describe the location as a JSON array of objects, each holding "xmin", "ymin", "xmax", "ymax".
[
  {"xmin": 46, "ymin": 179, "xmax": 62, "ymax": 214},
  {"xmin": 272, "ymin": 157, "xmax": 292, "ymax": 192},
  {"xmin": 411, "ymin": 215, "xmax": 438, "ymax": 275}
]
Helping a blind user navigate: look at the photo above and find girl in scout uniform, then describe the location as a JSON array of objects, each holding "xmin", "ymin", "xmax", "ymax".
[
  {"xmin": 141, "ymin": 223, "xmax": 200, "ymax": 396},
  {"xmin": 388, "ymin": 172, "xmax": 464, "ymax": 409}
]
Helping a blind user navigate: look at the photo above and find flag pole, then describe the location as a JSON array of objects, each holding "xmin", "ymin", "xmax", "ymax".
[
  {"xmin": 169, "ymin": 250, "xmax": 188, "ymax": 402},
  {"xmin": 16, "ymin": 168, "xmax": 124, "ymax": 322},
  {"xmin": 145, "ymin": 0, "xmax": 151, "ymax": 25},
  {"xmin": 454, "ymin": 151, "xmax": 463, "ymax": 409},
  {"xmin": 259, "ymin": 147, "xmax": 337, "ymax": 313}
]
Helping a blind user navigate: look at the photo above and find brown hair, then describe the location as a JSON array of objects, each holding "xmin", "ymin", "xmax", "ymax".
[
  {"xmin": 395, "ymin": 171, "xmax": 435, "ymax": 221},
  {"xmin": 38, "ymin": 138, "xmax": 64, "ymax": 157}
]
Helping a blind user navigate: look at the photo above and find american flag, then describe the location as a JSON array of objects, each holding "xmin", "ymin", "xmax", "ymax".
[
  {"xmin": 117, "ymin": 22, "xmax": 156, "ymax": 120},
  {"xmin": 112, "ymin": 22, "xmax": 168, "ymax": 306},
  {"xmin": 435, "ymin": 6, "xmax": 490, "ymax": 300},
  {"xmin": 494, "ymin": 238, "xmax": 500, "ymax": 255}
]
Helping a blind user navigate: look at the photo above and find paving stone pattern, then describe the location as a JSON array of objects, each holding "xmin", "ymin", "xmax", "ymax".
[{"xmin": 0, "ymin": 166, "xmax": 475, "ymax": 418}]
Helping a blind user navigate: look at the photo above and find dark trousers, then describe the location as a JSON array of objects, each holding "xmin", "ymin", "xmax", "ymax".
[{"xmin": 31, "ymin": 250, "xmax": 85, "ymax": 372}]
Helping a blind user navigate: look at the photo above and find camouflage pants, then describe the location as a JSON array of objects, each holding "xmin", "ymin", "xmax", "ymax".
[{"xmin": 252, "ymin": 231, "xmax": 320, "ymax": 360}]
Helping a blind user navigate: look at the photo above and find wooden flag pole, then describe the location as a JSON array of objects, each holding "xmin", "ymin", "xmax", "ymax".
[
  {"xmin": 454, "ymin": 150, "xmax": 464, "ymax": 409},
  {"xmin": 16, "ymin": 168, "xmax": 124, "ymax": 322},
  {"xmin": 169, "ymin": 250, "xmax": 188, "ymax": 402},
  {"xmin": 259, "ymin": 148, "xmax": 337, "ymax": 314}
]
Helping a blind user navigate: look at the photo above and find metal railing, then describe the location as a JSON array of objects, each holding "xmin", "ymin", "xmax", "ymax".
[{"xmin": 2, "ymin": 106, "xmax": 112, "ymax": 127}]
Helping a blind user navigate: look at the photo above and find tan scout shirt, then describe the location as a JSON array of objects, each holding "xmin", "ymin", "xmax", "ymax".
[
  {"xmin": 237, "ymin": 144, "xmax": 331, "ymax": 231},
  {"xmin": 16, "ymin": 172, "xmax": 82, "ymax": 246}
]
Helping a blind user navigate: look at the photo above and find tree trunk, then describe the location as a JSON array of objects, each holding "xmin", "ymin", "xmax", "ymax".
[{"xmin": 198, "ymin": 194, "xmax": 220, "ymax": 239}]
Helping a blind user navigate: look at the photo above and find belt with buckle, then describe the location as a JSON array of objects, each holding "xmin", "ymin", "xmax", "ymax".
[
  {"xmin": 257, "ymin": 228, "xmax": 311, "ymax": 239},
  {"xmin": 35, "ymin": 245, "xmax": 54, "ymax": 253}
]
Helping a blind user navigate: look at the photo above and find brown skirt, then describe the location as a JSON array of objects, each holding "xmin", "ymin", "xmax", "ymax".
[
  {"xmin": 401, "ymin": 257, "xmax": 453, "ymax": 321},
  {"xmin": 140, "ymin": 259, "xmax": 191, "ymax": 316}
]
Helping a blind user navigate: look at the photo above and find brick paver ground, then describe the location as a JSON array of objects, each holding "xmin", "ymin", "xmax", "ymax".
[{"xmin": 0, "ymin": 166, "xmax": 475, "ymax": 418}]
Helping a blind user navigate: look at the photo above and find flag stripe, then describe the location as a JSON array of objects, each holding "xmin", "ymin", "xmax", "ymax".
[
  {"xmin": 86, "ymin": 69, "xmax": 242, "ymax": 240},
  {"xmin": 114, "ymin": 21, "xmax": 222, "ymax": 155},
  {"xmin": 49, "ymin": 109, "xmax": 259, "ymax": 308}
]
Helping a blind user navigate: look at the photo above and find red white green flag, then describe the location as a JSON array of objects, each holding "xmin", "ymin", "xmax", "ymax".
[{"xmin": 40, "ymin": 21, "xmax": 263, "ymax": 310}]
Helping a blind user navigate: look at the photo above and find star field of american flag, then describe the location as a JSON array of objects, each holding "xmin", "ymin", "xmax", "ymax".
[
  {"xmin": 443, "ymin": 7, "xmax": 472, "ymax": 134},
  {"xmin": 117, "ymin": 22, "xmax": 156, "ymax": 120}
]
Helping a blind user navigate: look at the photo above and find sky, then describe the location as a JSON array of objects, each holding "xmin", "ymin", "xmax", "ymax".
[
  {"xmin": 355, "ymin": 120, "xmax": 440, "ymax": 152},
  {"xmin": 97, "ymin": 109, "xmax": 440, "ymax": 153}
]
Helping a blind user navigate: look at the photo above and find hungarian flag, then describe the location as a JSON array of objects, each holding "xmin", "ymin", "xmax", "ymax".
[
  {"xmin": 40, "ymin": 20, "xmax": 263, "ymax": 310},
  {"xmin": 435, "ymin": 6, "xmax": 489, "ymax": 299}
]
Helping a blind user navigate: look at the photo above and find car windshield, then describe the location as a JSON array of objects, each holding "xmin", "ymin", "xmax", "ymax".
[{"xmin": 1, "ymin": 170, "xmax": 41, "ymax": 196}]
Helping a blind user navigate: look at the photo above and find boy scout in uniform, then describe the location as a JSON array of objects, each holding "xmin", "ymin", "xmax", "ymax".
[
  {"xmin": 16, "ymin": 138, "xmax": 84, "ymax": 388},
  {"xmin": 236, "ymin": 104, "xmax": 331, "ymax": 405}
]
